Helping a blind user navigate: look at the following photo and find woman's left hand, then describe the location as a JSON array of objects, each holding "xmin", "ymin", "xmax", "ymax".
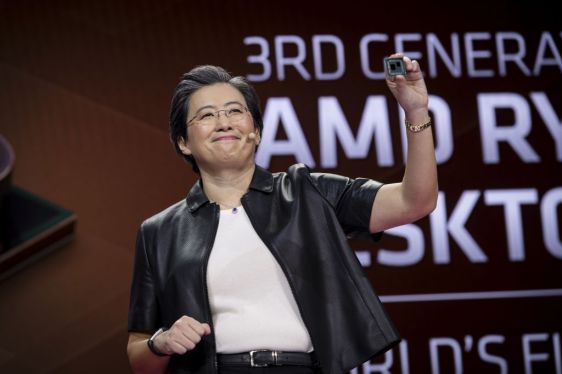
[{"xmin": 384, "ymin": 53, "xmax": 429, "ymax": 115}]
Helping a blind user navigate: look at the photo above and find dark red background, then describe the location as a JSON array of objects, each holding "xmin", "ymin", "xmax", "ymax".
[{"xmin": 0, "ymin": 1, "xmax": 560, "ymax": 372}]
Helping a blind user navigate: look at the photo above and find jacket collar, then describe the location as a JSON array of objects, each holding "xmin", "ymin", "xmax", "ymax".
[{"xmin": 185, "ymin": 165, "xmax": 273, "ymax": 213}]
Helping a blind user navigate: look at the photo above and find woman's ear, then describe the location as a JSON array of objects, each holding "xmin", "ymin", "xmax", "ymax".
[{"xmin": 177, "ymin": 137, "xmax": 192, "ymax": 155}]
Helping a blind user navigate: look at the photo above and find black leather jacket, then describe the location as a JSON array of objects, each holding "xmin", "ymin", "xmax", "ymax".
[{"xmin": 128, "ymin": 164, "xmax": 400, "ymax": 374}]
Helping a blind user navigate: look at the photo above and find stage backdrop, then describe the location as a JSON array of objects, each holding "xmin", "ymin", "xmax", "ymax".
[{"xmin": 0, "ymin": 1, "xmax": 560, "ymax": 373}]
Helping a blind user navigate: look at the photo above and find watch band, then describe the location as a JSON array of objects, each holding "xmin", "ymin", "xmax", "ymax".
[{"xmin": 147, "ymin": 327, "xmax": 170, "ymax": 357}]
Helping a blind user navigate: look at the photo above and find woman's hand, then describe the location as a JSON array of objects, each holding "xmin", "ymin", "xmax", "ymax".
[
  {"xmin": 153, "ymin": 316, "xmax": 211, "ymax": 355},
  {"xmin": 384, "ymin": 53, "xmax": 429, "ymax": 116}
]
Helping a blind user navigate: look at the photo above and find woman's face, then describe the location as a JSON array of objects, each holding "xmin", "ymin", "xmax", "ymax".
[{"xmin": 178, "ymin": 83, "xmax": 260, "ymax": 173}]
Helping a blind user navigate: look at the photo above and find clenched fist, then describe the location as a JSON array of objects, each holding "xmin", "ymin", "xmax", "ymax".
[{"xmin": 153, "ymin": 316, "xmax": 212, "ymax": 355}]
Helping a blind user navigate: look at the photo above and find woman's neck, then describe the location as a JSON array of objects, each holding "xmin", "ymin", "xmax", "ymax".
[{"xmin": 199, "ymin": 163, "xmax": 256, "ymax": 209}]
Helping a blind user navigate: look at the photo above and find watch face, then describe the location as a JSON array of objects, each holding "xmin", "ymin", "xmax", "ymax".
[
  {"xmin": 148, "ymin": 328, "xmax": 169, "ymax": 356},
  {"xmin": 150, "ymin": 327, "xmax": 165, "ymax": 340}
]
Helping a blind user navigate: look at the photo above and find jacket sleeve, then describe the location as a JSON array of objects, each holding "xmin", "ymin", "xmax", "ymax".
[
  {"xmin": 127, "ymin": 223, "xmax": 160, "ymax": 333},
  {"xmin": 310, "ymin": 171, "xmax": 384, "ymax": 241}
]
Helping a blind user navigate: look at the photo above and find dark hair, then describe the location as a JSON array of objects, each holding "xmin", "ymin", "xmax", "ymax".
[{"xmin": 169, "ymin": 65, "xmax": 263, "ymax": 173}]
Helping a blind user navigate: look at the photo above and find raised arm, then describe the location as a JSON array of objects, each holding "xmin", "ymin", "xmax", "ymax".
[{"xmin": 370, "ymin": 54, "xmax": 438, "ymax": 233}]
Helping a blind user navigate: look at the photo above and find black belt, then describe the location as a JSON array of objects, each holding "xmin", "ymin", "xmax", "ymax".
[{"xmin": 217, "ymin": 350, "xmax": 315, "ymax": 367}]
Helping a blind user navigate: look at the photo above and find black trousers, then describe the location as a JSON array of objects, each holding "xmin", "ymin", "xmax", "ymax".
[{"xmin": 218, "ymin": 366, "xmax": 319, "ymax": 374}]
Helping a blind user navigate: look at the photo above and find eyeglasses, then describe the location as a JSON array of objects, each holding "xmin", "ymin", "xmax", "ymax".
[{"xmin": 187, "ymin": 104, "xmax": 249, "ymax": 127}]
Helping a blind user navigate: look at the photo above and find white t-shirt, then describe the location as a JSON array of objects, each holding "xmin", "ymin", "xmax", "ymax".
[{"xmin": 206, "ymin": 206, "xmax": 313, "ymax": 353}]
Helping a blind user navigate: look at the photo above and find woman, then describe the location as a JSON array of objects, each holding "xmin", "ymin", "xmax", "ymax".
[{"xmin": 127, "ymin": 54, "xmax": 438, "ymax": 374}]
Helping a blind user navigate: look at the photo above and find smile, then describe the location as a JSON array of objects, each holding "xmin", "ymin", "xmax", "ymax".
[{"xmin": 214, "ymin": 135, "xmax": 240, "ymax": 142}]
